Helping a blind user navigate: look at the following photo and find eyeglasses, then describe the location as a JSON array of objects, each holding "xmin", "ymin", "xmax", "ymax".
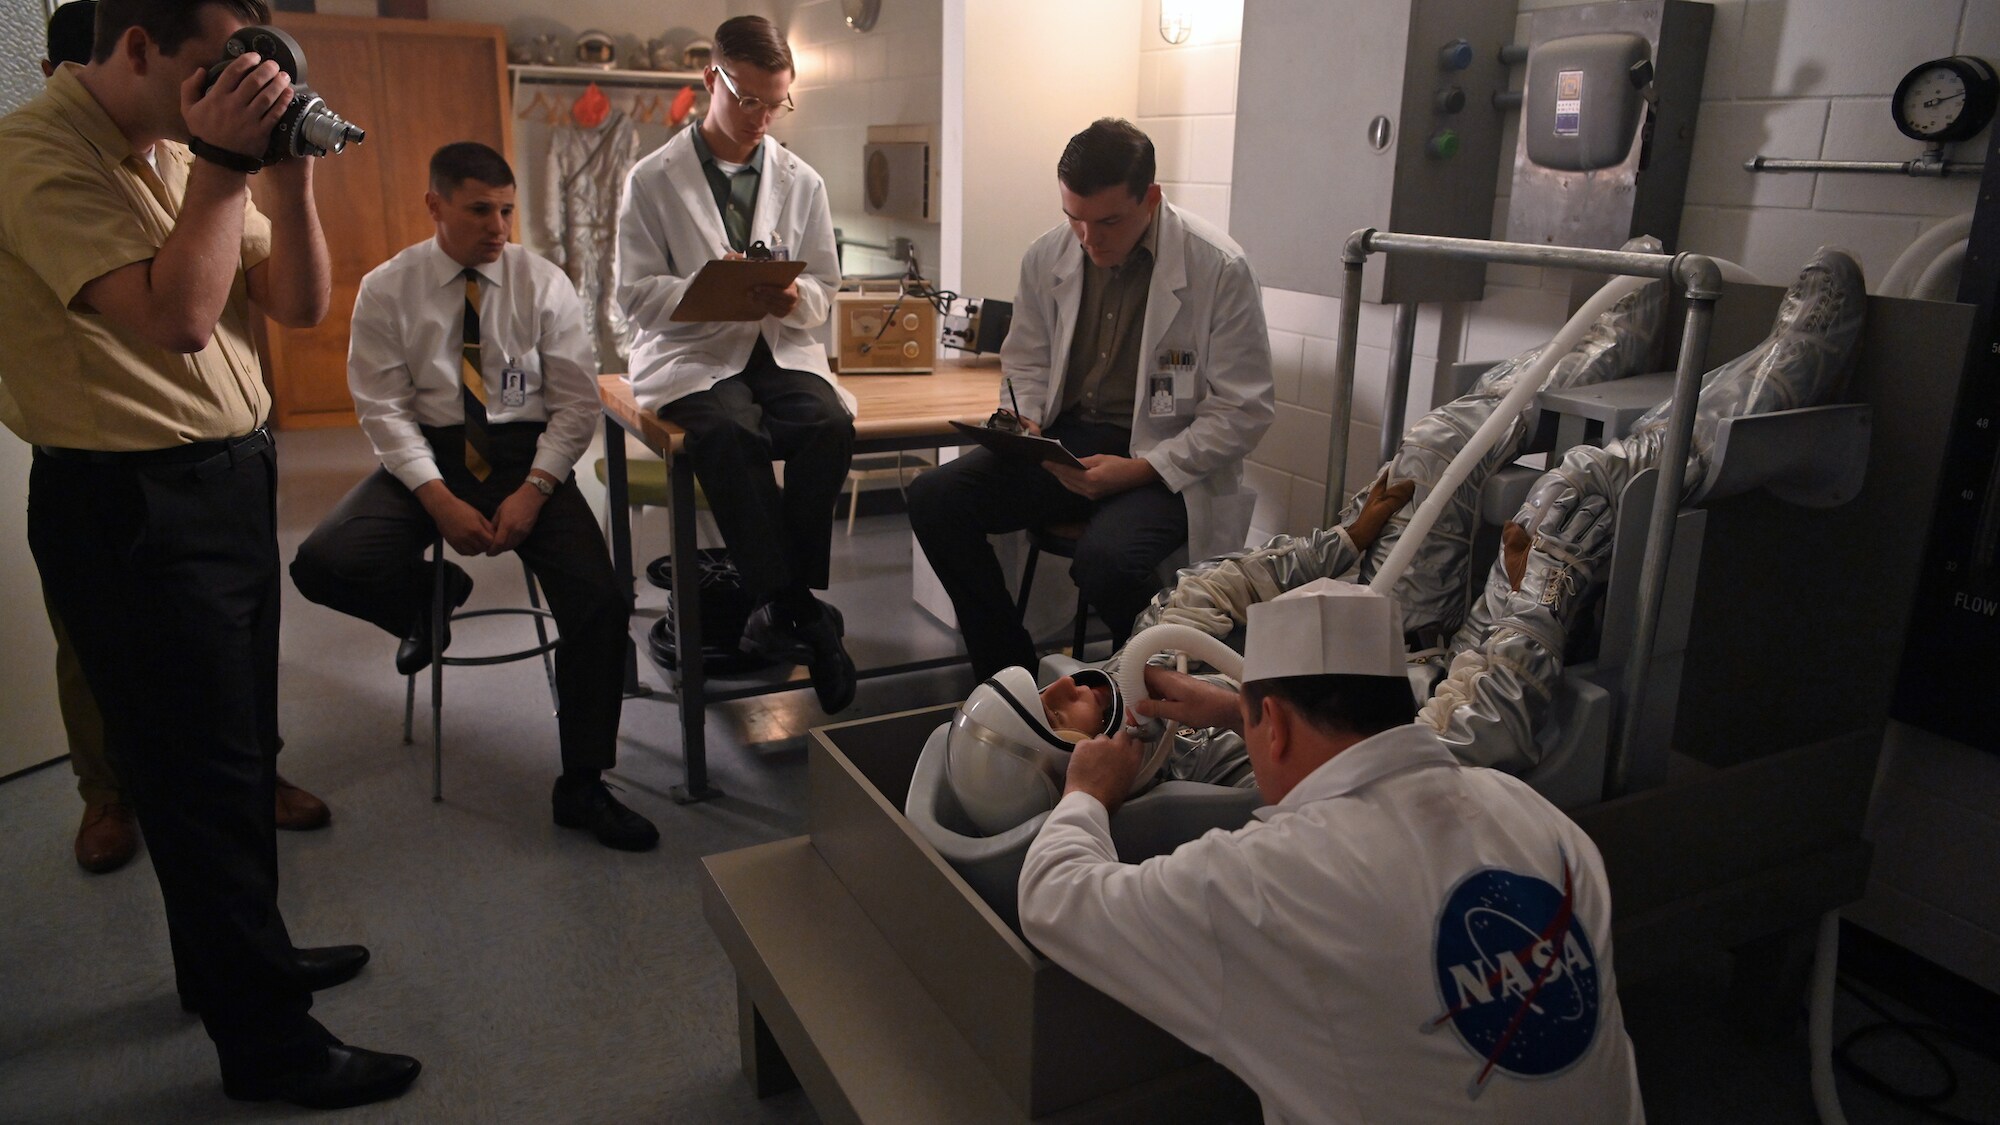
[{"xmin": 711, "ymin": 66, "xmax": 796, "ymax": 120}]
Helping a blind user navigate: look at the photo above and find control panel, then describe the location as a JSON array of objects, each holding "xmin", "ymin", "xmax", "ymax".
[
  {"xmin": 835, "ymin": 290, "xmax": 938, "ymax": 374},
  {"xmin": 1231, "ymin": 0, "xmax": 1520, "ymax": 303}
]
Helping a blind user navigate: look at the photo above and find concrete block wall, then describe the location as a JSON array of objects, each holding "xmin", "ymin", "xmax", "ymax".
[{"xmin": 1137, "ymin": 0, "xmax": 1240, "ymax": 234}]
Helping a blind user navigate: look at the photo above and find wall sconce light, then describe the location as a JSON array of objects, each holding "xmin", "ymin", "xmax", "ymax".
[{"xmin": 1159, "ymin": 0, "xmax": 1196, "ymax": 45}]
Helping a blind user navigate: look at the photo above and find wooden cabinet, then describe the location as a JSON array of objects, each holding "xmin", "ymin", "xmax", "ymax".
[{"xmin": 253, "ymin": 13, "xmax": 510, "ymax": 429}]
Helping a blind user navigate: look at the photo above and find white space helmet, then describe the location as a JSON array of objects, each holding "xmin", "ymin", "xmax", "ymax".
[{"xmin": 944, "ymin": 666, "xmax": 1122, "ymax": 836}]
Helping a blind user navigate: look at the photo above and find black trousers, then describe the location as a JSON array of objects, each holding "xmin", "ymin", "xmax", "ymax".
[
  {"xmin": 289, "ymin": 424, "xmax": 624, "ymax": 772},
  {"xmin": 656, "ymin": 339, "xmax": 854, "ymax": 604},
  {"xmin": 908, "ymin": 416, "xmax": 1188, "ymax": 679},
  {"xmin": 28, "ymin": 442, "xmax": 330, "ymax": 1080}
]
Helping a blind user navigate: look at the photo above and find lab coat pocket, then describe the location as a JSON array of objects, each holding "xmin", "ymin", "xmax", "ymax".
[{"xmin": 1152, "ymin": 337, "xmax": 1202, "ymax": 417}]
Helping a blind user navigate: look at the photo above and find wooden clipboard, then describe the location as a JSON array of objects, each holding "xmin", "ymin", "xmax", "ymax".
[
  {"xmin": 670, "ymin": 258, "xmax": 810, "ymax": 322},
  {"xmin": 947, "ymin": 419, "xmax": 1087, "ymax": 470}
]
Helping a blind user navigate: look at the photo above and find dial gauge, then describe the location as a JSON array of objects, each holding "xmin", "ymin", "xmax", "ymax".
[{"xmin": 1892, "ymin": 56, "xmax": 1999, "ymax": 142}]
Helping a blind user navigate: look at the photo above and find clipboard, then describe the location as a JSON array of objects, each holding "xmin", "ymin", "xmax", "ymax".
[
  {"xmin": 670, "ymin": 258, "xmax": 810, "ymax": 322},
  {"xmin": 947, "ymin": 419, "xmax": 1087, "ymax": 470}
]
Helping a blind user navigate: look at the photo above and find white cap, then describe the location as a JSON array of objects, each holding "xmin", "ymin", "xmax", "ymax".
[{"xmin": 1242, "ymin": 579, "xmax": 1407, "ymax": 682}]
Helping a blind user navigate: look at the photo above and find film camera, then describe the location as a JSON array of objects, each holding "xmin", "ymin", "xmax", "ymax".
[{"xmin": 203, "ymin": 26, "xmax": 364, "ymax": 165}]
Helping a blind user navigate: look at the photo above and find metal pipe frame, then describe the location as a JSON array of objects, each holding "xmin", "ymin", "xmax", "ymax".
[
  {"xmin": 1744, "ymin": 155, "xmax": 1983, "ymax": 177},
  {"xmin": 1380, "ymin": 303, "xmax": 1420, "ymax": 466},
  {"xmin": 1334, "ymin": 229, "xmax": 1724, "ymax": 800}
]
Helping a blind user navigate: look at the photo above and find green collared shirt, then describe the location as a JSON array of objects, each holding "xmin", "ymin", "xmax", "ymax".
[
  {"xmin": 690, "ymin": 121, "xmax": 764, "ymax": 253},
  {"xmin": 1058, "ymin": 212, "xmax": 1159, "ymax": 428}
]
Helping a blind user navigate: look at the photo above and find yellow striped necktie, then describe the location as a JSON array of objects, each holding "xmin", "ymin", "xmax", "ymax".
[{"xmin": 460, "ymin": 269, "xmax": 492, "ymax": 480}]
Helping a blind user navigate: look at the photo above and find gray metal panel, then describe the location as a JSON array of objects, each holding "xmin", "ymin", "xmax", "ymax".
[
  {"xmin": 1230, "ymin": 0, "xmax": 1515, "ymax": 302},
  {"xmin": 809, "ymin": 717, "xmax": 1209, "ymax": 1116},
  {"xmin": 1573, "ymin": 732, "xmax": 1878, "ymax": 984},
  {"xmin": 1507, "ymin": 1, "xmax": 1712, "ymax": 252},
  {"xmin": 701, "ymin": 839, "xmax": 1024, "ymax": 1125},
  {"xmin": 1381, "ymin": 0, "xmax": 1522, "ymax": 303},
  {"xmin": 1671, "ymin": 295, "xmax": 1973, "ymax": 768},
  {"xmin": 702, "ymin": 838, "xmax": 1254, "ymax": 1125}
]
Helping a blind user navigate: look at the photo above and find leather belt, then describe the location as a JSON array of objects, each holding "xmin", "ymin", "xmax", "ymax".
[{"xmin": 37, "ymin": 427, "xmax": 273, "ymax": 480}]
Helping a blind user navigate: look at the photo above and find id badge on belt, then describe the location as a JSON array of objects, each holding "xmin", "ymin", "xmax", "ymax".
[
  {"xmin": 500, "ymin": 361, "xmax": 527, "ymax": 409},
  {"xmin": 1150, "ymin": 349, "xmax": 1196, "ymax": 417}
]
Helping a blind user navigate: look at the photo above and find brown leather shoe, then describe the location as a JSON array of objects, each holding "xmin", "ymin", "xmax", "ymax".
[
  {"xmin": 75, "ymin": 801, "xmax": 139, "ymax": 874},
  {"xmin": 274, "ymin": 776, "xmax": 331, "ymax": 831}
]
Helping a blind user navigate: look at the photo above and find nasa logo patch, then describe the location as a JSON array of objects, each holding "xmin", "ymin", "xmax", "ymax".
[{"xmin": 1425, "ymin": 862, "xmax": 1601, "ymax": 1095}]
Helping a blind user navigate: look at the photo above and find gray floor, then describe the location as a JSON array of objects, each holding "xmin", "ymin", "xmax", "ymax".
[
  {"xmin": 0, "ymin": 426, "xmax": 979, "ymax": 1124},
  {"xmin": 2, "ymin": 428, "xmax": 1994, "ymax": 1123}
]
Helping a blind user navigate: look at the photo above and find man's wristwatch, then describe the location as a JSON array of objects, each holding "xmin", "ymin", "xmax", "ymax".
[
  {"xmin": 188, "ymin": 137, "xmax": 261, "ymax": 175},
  {"xmin": 526, "ymin": 473, "xmax": 558, "ymax": 497}
]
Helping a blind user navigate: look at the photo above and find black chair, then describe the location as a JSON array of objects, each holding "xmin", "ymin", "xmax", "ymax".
[
  {"xmin": 1015, "ymin": 522, "xmax": 1092, "ymax": 657},
  {"xmin": 403, "ymin": 534, "xmax": 560, "ymax": 801}
]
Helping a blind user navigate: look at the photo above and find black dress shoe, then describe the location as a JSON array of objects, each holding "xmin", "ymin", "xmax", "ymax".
[
  {"xmin": 739, "ymin": 599, "xmax": 845, "ymax": 663},
  {"xmin": 552, "ymin": 775, "xmax": 660, "ymax": 851},
  {"xmin": 293, "ymin": 944, "xmax": 370, "ymax": 991},
  {"xmin": 396, "ymin": 566, "xmax": 474, "ymax": 676},
  {"xmin": 793, "ymin": 600, "xmax": 857, "ymax": 713},
  {"xmin": 223, "ymin": 1044, "xmax": 422, "ymax": 1109},
  {"xmin": 180, "ymin": 944, "xmax": 372, "ymax": 1013}
]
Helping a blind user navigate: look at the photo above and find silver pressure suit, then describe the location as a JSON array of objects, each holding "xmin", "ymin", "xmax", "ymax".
[
  {"xmin": 543, "ymin": 110, "xmax": 644, "ymax": 372},
  {"xmin": 1114, "ymin": 244, "xmax": 1866, "ymax": 781}
]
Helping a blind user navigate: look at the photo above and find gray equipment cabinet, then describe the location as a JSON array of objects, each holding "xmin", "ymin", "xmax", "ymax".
[
  {"xmin": 1230, "ymin": 0, "xmax": 1520, "ymax": 303},
  {"xmin": 702, "ymin": 707, "xmax": 1259, "ymax": 1124}
]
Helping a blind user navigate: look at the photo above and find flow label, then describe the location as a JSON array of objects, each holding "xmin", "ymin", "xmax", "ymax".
[{"xmin": 1555, "ymin": 70, "xmax": 1582, "ymax": 136}]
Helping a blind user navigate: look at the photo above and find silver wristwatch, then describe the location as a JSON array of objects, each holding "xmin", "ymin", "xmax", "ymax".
[{"xmin": 527, "ymin": 473, "xmax": 558, "ymax": 497}]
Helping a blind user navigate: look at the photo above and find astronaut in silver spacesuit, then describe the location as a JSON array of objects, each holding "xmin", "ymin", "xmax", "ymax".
[{"xmin": 1103, "ymin": 244, "xmax": 1868, "ymax": 779}]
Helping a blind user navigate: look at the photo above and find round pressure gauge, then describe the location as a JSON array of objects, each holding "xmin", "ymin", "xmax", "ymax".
[{"xmin": 1892, "ymin": 55, "xmax": 1999, "ymax": 143}]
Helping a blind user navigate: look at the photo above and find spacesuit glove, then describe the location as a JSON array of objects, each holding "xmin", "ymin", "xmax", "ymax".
[{"xmin": 1344, "ymin": 469, "xmax": 1417, "ymax": 554}]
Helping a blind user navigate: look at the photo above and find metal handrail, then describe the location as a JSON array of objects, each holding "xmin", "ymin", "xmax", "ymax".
[
  {"xmin": 1332, "ymin": 229, "xmax": 1726, "ymax": 800},
  {"xmin": 1744, "ymin": 154, "xmax": 1982, "ymax": 177}
]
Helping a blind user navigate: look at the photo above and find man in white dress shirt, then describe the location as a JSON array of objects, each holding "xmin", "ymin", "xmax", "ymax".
[
  {"xmin": 614, "ymin": 15, "xmax": 855, "ymax": 713},
  {"xmin": 291, "ymin": 142, "xmax": 656, "ymax": 851},
  {"xmin": 1019, "ymin": 583, "xmax": 1644, "ymax": 1124}
]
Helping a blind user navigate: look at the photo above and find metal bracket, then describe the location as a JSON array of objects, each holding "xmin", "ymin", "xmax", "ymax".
[{"xmin": 1698, "ymin": 404, "xmax": 1873, "ymax": 508}]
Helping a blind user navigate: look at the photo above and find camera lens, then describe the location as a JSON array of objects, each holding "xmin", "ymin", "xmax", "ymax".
[
  {"xmin": 280, "ymin": 91, "xmax": 364, "ymax": 158},
  {"xmin": 296, "ymin": 101, "xmax": 364, "ymax": 155}
]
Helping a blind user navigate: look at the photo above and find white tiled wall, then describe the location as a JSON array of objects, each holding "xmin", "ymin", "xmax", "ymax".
[
  {"xmin": 760, "ymin": 0, "xmax": 942, "ymax": 279},
  {"xmin": 1137, "ymin": 1, "xmax": 1241, "ymax": 250}
]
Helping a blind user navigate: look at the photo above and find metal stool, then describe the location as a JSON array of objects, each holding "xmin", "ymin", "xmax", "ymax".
[
  {"xmin": 1015, "ymin": 522, "xmax": 1092, "ymax": 657},
  {"xmin": 402, "ymin": 534, "xmax": 560, "ymax": 802}
]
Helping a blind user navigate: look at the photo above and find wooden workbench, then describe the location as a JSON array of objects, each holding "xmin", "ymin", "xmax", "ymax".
[{"xmin": 597, "ymin": 358, "xmax": 1005, "ymax": 801}]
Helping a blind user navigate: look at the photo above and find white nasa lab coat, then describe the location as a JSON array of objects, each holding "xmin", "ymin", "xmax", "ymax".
[
  {"xmin": 1019, "ymin": 724, "xmax": 1644, "ymax": 1125},
  {"xmin": 1003, "ymin": 201, "xmax": 1274, "ymax": 563},
  {"xmin": 614, "ymin": 127, "xmax": 851, "ymax": 415}
]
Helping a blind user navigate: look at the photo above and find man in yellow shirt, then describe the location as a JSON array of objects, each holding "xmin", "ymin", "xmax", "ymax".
[
  {"xmin": 12, "ymin": 0, "xmax": 332, "ymax": 881},
  {"xmin": 0, "ymin": 0, "xmax": 416, "ymax": 1108}
]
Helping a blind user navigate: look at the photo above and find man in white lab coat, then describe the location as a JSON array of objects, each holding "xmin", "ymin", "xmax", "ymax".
[
  {"xmin": 614, "ymin": 15, "xmax": 856, "ymax": 711},
  {"xmin": 909, "ymin": 118, "xmax": 1274, "ymax": 679},
  {"xmin": 1019, "ymin": 584, "xmax": 1644, "ymax": 1124}
]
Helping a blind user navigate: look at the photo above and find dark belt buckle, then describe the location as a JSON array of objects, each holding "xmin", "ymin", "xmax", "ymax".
[{"xmin": 195, "ymin": 427, "xmax": 270, "ymax": 481}]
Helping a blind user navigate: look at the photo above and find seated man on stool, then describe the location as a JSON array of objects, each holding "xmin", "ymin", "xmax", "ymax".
[
  {"xmin": 291, "ymin": 142, "xmax": 657, "ymax": 851},
  {"xmin": 615, "ymin": 14, "xmax": 856, "ymax": 712},
  {"xmin": 909, "ymin": 118, "xmax": 1274, "ymax": 680}
]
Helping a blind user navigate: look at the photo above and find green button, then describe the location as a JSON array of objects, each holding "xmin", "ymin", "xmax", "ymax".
[{"xmin": 1426, "ymin": 128, "xmax": 1460, "ymax": 159}]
